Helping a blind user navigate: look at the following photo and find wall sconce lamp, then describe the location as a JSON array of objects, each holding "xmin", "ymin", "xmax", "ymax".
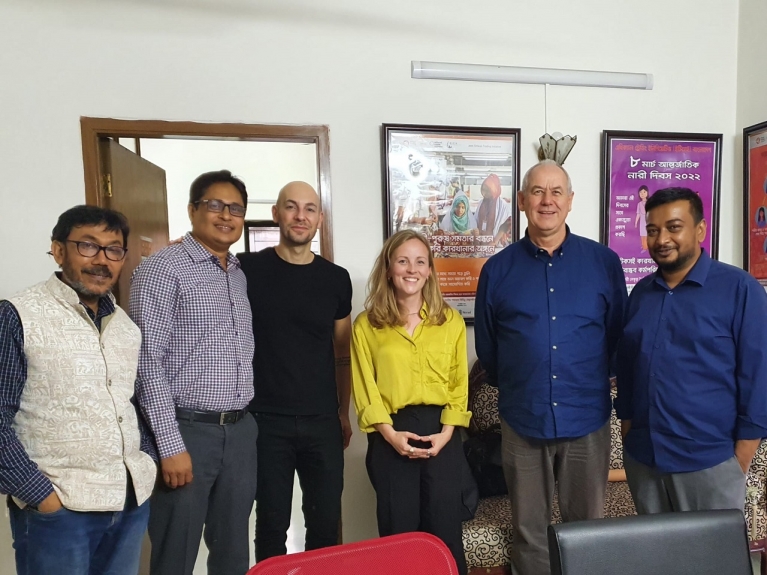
[{"xmin": 539, "ymin": 132, "xmax": 577, "ymax": 165}]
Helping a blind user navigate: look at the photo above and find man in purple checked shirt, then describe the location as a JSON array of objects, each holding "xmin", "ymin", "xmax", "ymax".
[{"xmin": 130, "ymin": 170, "xmax": 257, "ymax": 575}]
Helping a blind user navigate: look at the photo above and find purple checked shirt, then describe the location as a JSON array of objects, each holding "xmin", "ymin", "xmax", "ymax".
[{"xmin": 130, "ymin": 234, "xmax": 255, "ymax": 459}]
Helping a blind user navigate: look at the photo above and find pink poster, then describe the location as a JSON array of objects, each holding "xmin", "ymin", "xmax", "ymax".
[
  {"xmin": 601, "ymin": 132, "xmax": 721, "ymax": 293},
  {"xmin": 745, "ymin": 122, "xmax": 767, "ymax": 286}
]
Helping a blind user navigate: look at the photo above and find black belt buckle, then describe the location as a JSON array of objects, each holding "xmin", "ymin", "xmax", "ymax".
[
  {"xmin": 219, "ymin": 410, "xmax": 242, "ymax": 425},
  {"xmin": 220, "ymin": 411, "xmax": 237, "ymax": 425}
]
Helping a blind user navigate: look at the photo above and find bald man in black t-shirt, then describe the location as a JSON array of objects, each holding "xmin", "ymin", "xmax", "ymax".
[{"xmin": 238, "ymin": 181, "xmax": 352, "ymax": 562}]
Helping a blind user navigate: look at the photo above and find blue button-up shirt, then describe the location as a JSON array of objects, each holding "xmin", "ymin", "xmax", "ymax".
[
  {"xmin": 475, "ymin": 229, "xmax": 627, "ymax": 440},
  {"xmin": 130, "ymin": 234, "xmax": 255, "ymax": 459},
  {"xmin": 615, "ymin": 251, "xmax": 767, "ymax": 473}
]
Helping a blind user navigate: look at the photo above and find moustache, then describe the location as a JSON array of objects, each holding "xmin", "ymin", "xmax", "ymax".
[{"xmin": 83, "ymin": 266, "xmax": 112, "ymax": 279}]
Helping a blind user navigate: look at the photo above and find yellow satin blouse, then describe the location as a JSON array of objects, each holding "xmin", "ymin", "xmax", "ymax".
[{"xmin": 351, "ymin": 305, "xmax": 471, "ymax": 433}]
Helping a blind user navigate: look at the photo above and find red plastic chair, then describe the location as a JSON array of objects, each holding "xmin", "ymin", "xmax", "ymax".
[{"xmin": 246, "ymin": 532, "xmax": 459, "ymax": 575}]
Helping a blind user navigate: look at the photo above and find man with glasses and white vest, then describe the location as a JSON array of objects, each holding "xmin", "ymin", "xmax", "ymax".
[
  {"xmin": 0, "ymin": 205, "xmax": 157, "ymax": 575},
  {"xmin": 131, "ymin": 170, "xmax": 258, "ymax": 575}
]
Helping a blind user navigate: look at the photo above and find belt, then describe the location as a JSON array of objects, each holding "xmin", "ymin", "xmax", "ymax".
[{"xmin": 175, "ymin": 407, "xmax": 249, "ymax": 425}]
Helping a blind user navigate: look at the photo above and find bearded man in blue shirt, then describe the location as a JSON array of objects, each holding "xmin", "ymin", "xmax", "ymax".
[
  {"xmin": 616, "ymin": 187, "xmax": 767, "ymax": 515},
  {"xmin": 475, "ymin": 160, "xmax": 627, "ymax": 575}
]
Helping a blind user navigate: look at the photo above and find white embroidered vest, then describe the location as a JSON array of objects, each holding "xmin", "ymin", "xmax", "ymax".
[{"xmin": 10, "ymin": 275, "xmax": 156, "ymax": 511}]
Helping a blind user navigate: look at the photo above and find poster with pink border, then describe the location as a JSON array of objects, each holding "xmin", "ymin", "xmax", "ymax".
[
  {"xmin": 601, "ymin": 131, "xmax": 721, "ymax": 293},
  {"xmin": 743, "ymin": 121, "xmax": 767, "ymax": 286}
]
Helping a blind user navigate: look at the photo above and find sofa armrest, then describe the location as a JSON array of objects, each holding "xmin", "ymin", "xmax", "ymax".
[
  {"xmin": 748, "ymin": 439, "xmax": 767, "ymax": 480},
  {"xmin": 746, "ymin": 440, "xmax": 766, "ymax": 542}
]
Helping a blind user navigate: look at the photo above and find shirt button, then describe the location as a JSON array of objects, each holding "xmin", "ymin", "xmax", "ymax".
[
  {"xmin": 553, "ymin": 402, "xmax": 558, "ymax": 406},
  {"xmin": 668, "ymin": 291, "xmax": 673, "ymax": 295},
  {"xmin": 108, "ymin": 380, "xmax": 112, "ymax": 386},
  {"xmin": 548, "ymin": 263, "xmax": 552, "ymax": 267},
  {"xmin": 552, "ymin": 375, "xmax": 557, "ymax": 379},
  {"xmin": 552, "ymin": 346, "xmax": 557, "ymax": 350},
  {"xmin": 552, "ymin": 316, "xmax": 556, "ymax": 321},
  {"xmin": 549, "ymin": 288, "xmax": 554, "ymax": 292},
  {"xmin": 118, "ymin": 416, "xmax": 123, "ymax": 423},
  {"xmin": 654, "ymin": 344, "xmax": 660, "ymax": 349}
]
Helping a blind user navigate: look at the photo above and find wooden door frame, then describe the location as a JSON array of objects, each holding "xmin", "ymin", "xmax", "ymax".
[{"xmin": 81, "ymin": 117, "xmax": 335, "ymax": 260}]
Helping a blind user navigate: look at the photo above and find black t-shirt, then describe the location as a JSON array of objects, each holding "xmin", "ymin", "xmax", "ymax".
[{"xmin": 238, "ymin": 248, "xmax": 353, "ymax": 416}]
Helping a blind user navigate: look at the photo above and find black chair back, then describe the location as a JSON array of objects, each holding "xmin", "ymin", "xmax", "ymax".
[{"xmin": 548, "ymin": 509, "xmax": 752, "ymax": 575}]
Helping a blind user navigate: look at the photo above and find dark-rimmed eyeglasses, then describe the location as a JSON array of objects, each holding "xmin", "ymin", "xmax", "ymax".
[
  {"xmin": 66, "ymin": 240, "xmax": 127, "ymax": 261},
  {"xmin": 193, "ymin": 199, "xmax": 247, "ymax": 218}
]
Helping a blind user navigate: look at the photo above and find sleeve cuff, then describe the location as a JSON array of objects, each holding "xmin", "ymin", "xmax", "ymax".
[
  {"xmin": 440, "ymin": 408, "xmax": 472, "ymax": 428},
  {"xmin": 155, "ymin": 425, "xmax": 187, "ymax": 459},
  {"xmin": 14, "ymin": 471, "xmax": 54, "ymax": 507},
  {"xmin": 358, "ymin": 404, "xmax": 393, "ymax": 433},
  {"xmin": 736, "ymin": 418, "xmax": 767, "ymax": 441}
]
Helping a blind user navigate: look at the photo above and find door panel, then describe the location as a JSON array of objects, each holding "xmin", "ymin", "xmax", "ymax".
[{"xmin": 99, "ymin": 138, "xmax": 169, "ymax": 309}]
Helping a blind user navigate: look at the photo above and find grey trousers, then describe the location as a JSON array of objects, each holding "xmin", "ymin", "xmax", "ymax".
[
  {"xmin": 501, "ymin": 419, "xmax": 610, "ymax": 575},
  {"xmin": 149, "ymin": 413, "xmax": 259, "ymax": 575},
  {"xmin": 624, "ymin": 452, "xmax": 747, "ymax": 514}
]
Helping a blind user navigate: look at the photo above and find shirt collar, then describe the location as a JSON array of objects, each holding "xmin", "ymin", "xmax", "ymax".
[
  {"xmin": 652, "ymin": 248, "xmax": 710, "ymax": 288},
  {"xmin": 182, "ymin": 232, "xmax": 241, "ymax": 270},
  {"xmin": 521, "ymin": 225, "xmax": 572, "ymax": 258},
  {"xmin": 48, "ymin": 273, "xmax": 116, "ymax": 318}
]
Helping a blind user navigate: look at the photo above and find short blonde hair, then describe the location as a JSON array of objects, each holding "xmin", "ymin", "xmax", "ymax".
[{"xmin": 364, "ymin": 230, "xmax": 448, "ymax": 329}]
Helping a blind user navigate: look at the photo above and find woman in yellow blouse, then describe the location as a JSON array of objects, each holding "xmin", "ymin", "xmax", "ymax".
[{"xmin": 351, "ymin": 229, "xmax": 470, "ymax": 575}]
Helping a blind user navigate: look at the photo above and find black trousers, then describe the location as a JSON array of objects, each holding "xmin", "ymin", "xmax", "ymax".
[
  {"xmin": 253, "ymin": 412, "xmax": 344, "ymax": 561},
  {"xmin": 148, "ymin": 413, "xmax": 258, "ymax": 575},
  {"xmin": 366, "ymin": 405, "xmax": 468, "ymax": 575}
]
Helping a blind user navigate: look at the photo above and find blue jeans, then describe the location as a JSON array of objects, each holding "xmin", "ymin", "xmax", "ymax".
[{"xmin": 9, "ymin": 485, "xmax": 150, "ymax": 575}]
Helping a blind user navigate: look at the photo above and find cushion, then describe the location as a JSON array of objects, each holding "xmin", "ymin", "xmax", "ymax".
[{"xmin": 462, "ymin": 482, "xmax": 636, "ymax": 569}]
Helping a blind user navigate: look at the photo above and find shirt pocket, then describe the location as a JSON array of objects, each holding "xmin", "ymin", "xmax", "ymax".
[{"xmin": 423, "ymin": 342, "xmax": 451, "ymax": 387}]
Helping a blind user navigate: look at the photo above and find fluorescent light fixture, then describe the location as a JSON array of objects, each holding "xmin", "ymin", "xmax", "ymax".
[{"xmin": 412, "ymin": 61, "xmax": 653, "ymax": 90}]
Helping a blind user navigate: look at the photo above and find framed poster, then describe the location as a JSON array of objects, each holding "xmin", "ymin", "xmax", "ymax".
[
  {"xmin": 382, "ymin": 124, "xmax": 521, "ymax": 322},
  {"xmin": 743, "ymin": 120, "xmax": 767, "ymax": 286},
  {"xmin": 600, "ymin": 130, "xmax": 722, "ymax": 293}
]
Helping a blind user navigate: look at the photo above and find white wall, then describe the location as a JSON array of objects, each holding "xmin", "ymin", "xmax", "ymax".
[
  {"xmin": 736, "ymin": 0, "xmax": 767, "ymax": 139},
  {"xmin": 735, "ymin": 0, "xmax": 767, "ymax": 269},
  {"xmin": 0, "ymin": 0, "xmax": 748, "ymax": 572}
]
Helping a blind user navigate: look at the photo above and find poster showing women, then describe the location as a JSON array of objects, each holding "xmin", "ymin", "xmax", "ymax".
[
  {"xmin": 382, "ymin": 124, "xmax": 520, "ymax": 321},
  {"xmin": 601, "ymin": 131, "xmax": 721, "ymax": 293},
  {"xmin": 744, "ymin": 121, "xmax": 767, "ymax": 286}
]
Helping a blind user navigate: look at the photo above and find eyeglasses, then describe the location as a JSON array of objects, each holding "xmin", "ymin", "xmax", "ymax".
[
  {"xmin": 66, "ymin": 240, "xmax": 127, "ymax": 261},
  {"xmin": 194, "ymin": 199, "xmax": 247, "ymax": 218}
]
